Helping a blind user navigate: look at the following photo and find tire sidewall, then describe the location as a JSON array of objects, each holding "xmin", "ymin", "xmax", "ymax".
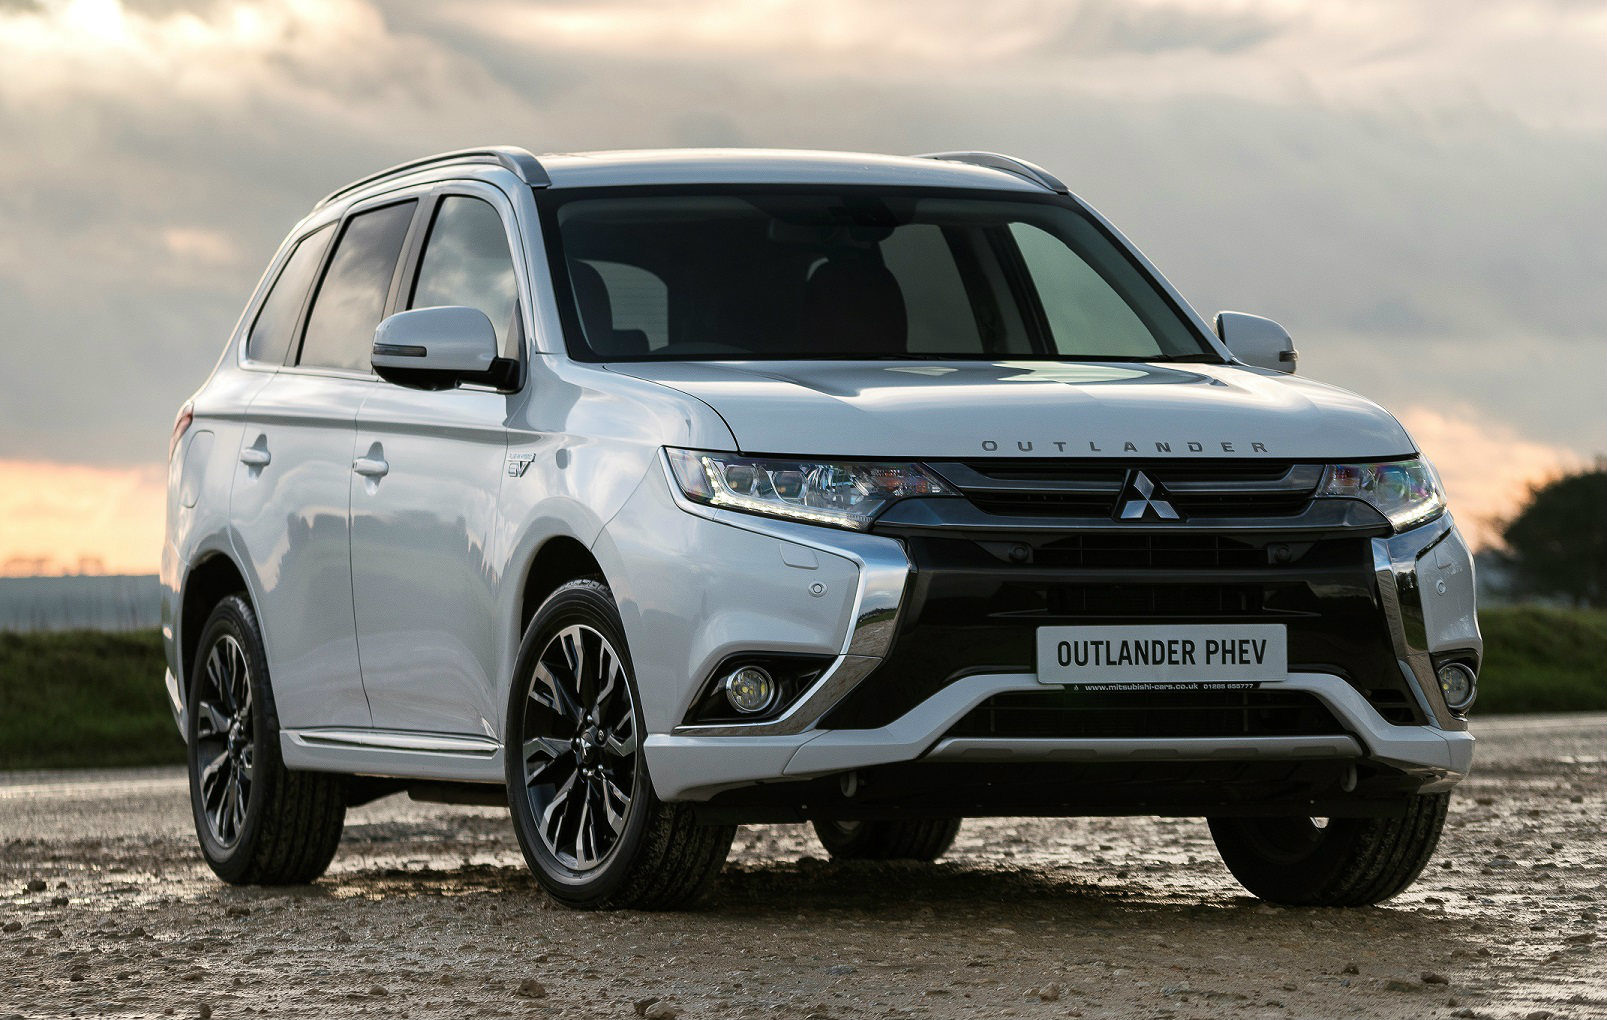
[
  {"xmin": 504, "ymin": 580, "xmax": 655, "ymax": 906},
  {"xmin": 187, "ymin": 594, "xmax": 280, "ymax": 882}
]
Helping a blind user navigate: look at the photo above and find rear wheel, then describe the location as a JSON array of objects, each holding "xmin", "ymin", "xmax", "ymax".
[
  {"xmin": 505, "ymin": 580, "xmax": 734, "ymax": 909},
  {"xmin": 813, "ymin": 817, "xmax": 963, "ymax": 861},
  {"xmin": 1208, "ymin": 793, "xmax": 1449, "ymax": 906},
  {"xmin": 187, "ymin": 595, "xmax": 346, "ymax": 884}
]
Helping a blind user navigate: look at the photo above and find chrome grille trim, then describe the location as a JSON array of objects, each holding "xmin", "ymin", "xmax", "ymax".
[{"xmin": 924, "ymin": 460, "xmax": 1326, "ymax": 522}]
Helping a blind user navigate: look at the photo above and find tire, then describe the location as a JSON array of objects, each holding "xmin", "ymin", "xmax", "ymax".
[
  {"xmin": 505, "ymin": 579, "xmax": 735, "ymax": 910},
  {"xmin": 1207, "ymin": 793, "xmax": 1450, "ymax": 906},
  {"xmin": 186, "ymin": 594, "xmax": 346, "ymax": 885},
  {"xmin": 813, "ymin": 817, "xmax": 963, "ymax": 862}
]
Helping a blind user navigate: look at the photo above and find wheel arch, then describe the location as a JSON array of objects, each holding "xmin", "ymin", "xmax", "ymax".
[
  {"xmin": 518, "ymin": 534, "xmax": 607, "ymax": 634},
  {"xmin": 180, "ymin": 552, "xmax": 252, "ymax": 698}
]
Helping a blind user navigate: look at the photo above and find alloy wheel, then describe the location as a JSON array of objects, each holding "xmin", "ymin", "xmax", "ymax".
[
  {"xmin": 520, "ymin": 624, "xmax": 640, "ymax": 872},
  {"xmin": 193, "ymin": 633, "xmax": 254, "ymax": 848}
]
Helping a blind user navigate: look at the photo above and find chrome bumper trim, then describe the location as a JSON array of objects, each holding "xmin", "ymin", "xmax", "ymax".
[
  {"xmin": 1371, "ymin": 514, "xmax": 1467, "ymax": 731},
  {"xmin": 164, "ymin": 668, "xmax": 186, "ymax": 736},
  {"xmin": 644, "ymin": 671, "xmax": 1475, "ymax": 802},
  {"xmin": 925, "ymin": 734, "xmax": 1362, "ymax": 762},
  {"xmin": 283, "ymin": 728, "xmax": 500, "ymax": 756}
]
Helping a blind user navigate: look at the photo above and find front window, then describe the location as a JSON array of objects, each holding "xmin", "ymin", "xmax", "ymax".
[{"xmin": 539, "ymin": 187, "xmax": 1215, "ymax": 362}]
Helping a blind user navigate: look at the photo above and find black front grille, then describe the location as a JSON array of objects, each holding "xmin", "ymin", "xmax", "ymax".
[
  {"xmin": 989, "ymin": 533, "xmax": 1276, "ymax": 570},
  {"xmin": 946, "ymin": 688, "xmax": 1347, "ymax": 740},
  {"xmin": 1034, "ymin": 583, "xmax": 1265, "ymax": 617},
  {"xmin": 824, "ymin": 529, "xmax": 1426, "ymax": 730},
  {"xmin": 1364, "ymin": 688, "xmax": 1418, "ymax": 726},
  {"xmin": 940, "ymin": 460, "xmax": 1319, "ymax": 520},
  {"xmin": 970, "ymin": 492, "xmax": 1111, "ymax": 517}
]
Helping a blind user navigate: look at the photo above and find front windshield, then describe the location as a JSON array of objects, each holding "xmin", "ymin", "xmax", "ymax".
[{"xmin": 540, "ymin": 187, "xmax": 1215, "ymax": 362}]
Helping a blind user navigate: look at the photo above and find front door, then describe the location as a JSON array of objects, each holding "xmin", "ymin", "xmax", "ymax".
[{"xmin": 350, "ymin": 188, "xmax": 524, "ymax": 736}]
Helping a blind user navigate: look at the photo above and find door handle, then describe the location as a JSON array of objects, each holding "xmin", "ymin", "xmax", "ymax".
[
  {"xmin": 353, "ymin": 455, "xmax": 389, "ymax": 478},
  {"xmin": 239, "ymin": 439, "xmax": 271, "ymax": 468}
]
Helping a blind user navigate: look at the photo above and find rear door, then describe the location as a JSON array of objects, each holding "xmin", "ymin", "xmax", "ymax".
[
  {"xmin": 230, "ymin": 197, "xmax": 419, "ymax": 730},
  {"xmin": 349, "ymin": 184, "xmax": 523, "ymax": 736}
]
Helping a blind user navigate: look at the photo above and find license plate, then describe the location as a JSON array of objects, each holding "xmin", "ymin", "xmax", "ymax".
[{"xmin": 1036, "ymin": 624, "xmax": 1287, "ymax": 687}]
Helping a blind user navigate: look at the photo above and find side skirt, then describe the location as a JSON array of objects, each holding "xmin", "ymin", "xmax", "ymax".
[{"xmin": 279, "ymin": 727, "xmax": 504, "ymax": 783}]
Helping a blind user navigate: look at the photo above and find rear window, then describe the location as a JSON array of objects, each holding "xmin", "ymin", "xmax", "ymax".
[
  {"xmin": 299, "ymin": 201, "xmax": 416, "ymax": 372},
  {"xmin": 246, "ymin": 225, "xmax": 331, "ymax": 365}
]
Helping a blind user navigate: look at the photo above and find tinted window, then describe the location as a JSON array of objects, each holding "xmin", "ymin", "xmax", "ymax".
[
  {"xmin": 246, "ymin": 225, "xmax": 331, "ymax": 364},
  {"xmin": 579, "ymin": 259, "xmax": 668, "ymax": 351},
  {"xmin": 544, "ymin": 190, "xmax": 1209, "ymax": 362},
  {"xmin": 299, "ymin": 201, "xmax": 416, "ymax": 371},
  {"xmin": 879, "ymin": 224, "xmax": 982, "ymax": 353},
  {"xmin": 410, "ymin": 196, "xmax": 521, "ymax": 359}
]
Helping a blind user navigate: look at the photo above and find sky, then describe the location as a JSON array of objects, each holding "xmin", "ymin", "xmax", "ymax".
[{"xmin": 1, "ymin": 0, "xmax": 1603, "ymax": 573}]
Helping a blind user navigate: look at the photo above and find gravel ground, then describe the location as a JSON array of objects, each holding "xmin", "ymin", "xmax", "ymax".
[{"xmin": 1, "ymin": 713, "xmax": 1602, "ymax": 1020}]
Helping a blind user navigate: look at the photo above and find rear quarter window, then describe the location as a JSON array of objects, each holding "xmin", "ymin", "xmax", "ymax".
[{"xmin": 245, "ymin": 224, "xmax": 332, "ymax": 365}]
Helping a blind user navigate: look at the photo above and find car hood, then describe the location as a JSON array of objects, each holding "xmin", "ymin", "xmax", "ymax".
[{"xmin": 607, "ymin": 360, "xmax": 1415, "ymax": 461}]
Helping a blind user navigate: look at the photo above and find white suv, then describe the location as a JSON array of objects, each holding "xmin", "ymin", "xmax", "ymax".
[{"xmin": 162, "ymin": 147, "xmax": 1480, "ymax": 909}]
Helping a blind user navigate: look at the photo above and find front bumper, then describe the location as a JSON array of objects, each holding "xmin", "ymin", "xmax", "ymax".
[
  {"xmin": 647, "ymin": 670, "xmax": 1473, "ymax": 802},
  {"xmin": 634, "ymin": 469, "xmax": 1478, "ymax": 805}
]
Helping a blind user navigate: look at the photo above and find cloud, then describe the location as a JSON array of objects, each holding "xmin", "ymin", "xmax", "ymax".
[
  {"xmin": 0, "ymin": 0, "xmax": 1602, "ymax": 569},
  {"xmin": 162, "ymin": 226, "xmax": 240, "ymax": 266}
]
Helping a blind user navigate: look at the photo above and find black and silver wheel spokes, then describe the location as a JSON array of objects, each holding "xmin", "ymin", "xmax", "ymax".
[
  {"xmin": 194, "ymin": 634, "xmax": 254, "ymax": 848},
  {"xmin": 522, "ymin": 624, "xmax": 639, "ymax": 872}
]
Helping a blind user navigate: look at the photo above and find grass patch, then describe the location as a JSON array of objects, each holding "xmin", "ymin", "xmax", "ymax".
[
  {"xmin": 0, "ymin": 629, "xmax": 181, "ymax": 770},
  {"xmin": 1475, "ymin": 606, "xmax": 1607, "ymax": 714},
  {"xmin": 0, "ymin": 609, "xmax": 1602, "ymax": 770}
]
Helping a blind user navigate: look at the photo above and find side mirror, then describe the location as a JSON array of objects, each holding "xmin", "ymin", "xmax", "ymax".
[
  {"xmin": 1215, "ymin": 311, "xmax": 1298, "ymax": 374},
  {"xmin": 371, "ymin": 306, "xmax": 516, "ymax": 390}
]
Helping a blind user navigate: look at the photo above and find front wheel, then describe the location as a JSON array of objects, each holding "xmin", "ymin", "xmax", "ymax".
[
  {"xmin": 1208, "ymin": 793, "xmax": 1449, "ymax": 906},
  {"xmin": 505, "ymin": 579, "xmax": 734, "ymax": 909}
]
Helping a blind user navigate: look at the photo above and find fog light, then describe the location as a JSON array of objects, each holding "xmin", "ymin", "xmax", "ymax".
[
  {"xmin": 723, "ymin": 666, "xmax": 778, "ymax": 715},
  {"xmin": 1436, "ymin": 662, "xmax": 1477, "ymax": 712}
]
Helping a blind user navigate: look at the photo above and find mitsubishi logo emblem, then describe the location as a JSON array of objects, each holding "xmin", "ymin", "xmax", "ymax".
[{"xmin": 1116, "ymin": 470, "xmax": 1181, "ymax": 521}]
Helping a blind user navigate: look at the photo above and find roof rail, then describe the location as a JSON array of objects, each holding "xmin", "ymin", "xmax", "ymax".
[
  {"xmin": 315, "ymin": 146, "xmax": 551, "ymax": 209},
  {"xmin": 917, "ymin": 151, "xmax": 1069, "ymax": 195}
]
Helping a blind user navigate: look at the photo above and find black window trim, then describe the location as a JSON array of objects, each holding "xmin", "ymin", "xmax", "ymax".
[{"xmin": 532, "ymin": 183, "xmax": 1225, "ymax": 366}]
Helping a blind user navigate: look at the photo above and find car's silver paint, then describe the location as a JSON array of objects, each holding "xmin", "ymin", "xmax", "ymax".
[
  {"xmin": 370, "ymin": 306, "xmax": 499, "ymax": 375},
  {"xmin": 163, "ymin": 148, "xmax": 1481, "ymax": 807},
  {"xmin": 653, "ymin": 452, "xmax": 912, "ymax": 737},
  {"xmin": 1216, "ymin": 310, "xmax": 1299, "ymax": 374},
  {"xmin": 1373, "ymin": 514, "xmax": 1482, "ymax": 730},
  {"xmin": 350, "ymin": 384, "xmax": 510, "ymax": 736},
  {"xmin": 609, "ymin": 359, "xmax": 1415, "ymax": 460},
  {"xmin": 160, "ymin": 366, "xmax": 272, "ymax": 688},
  {"xmin": 589, "ymin": 451, "xmax": 862, "ymax": 735},
  {"xmin": 227, "ymin": 372, "xmax": 374, "ymax": 729}
]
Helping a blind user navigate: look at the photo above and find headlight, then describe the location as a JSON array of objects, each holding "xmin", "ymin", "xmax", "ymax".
[
  {"xmin": 666, "ymin": 449, "xmax": 952, "ymax": 530},
  {"xmin": 1319, "ymin": 458, "xmax": 1445, "ymax": 530}
]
